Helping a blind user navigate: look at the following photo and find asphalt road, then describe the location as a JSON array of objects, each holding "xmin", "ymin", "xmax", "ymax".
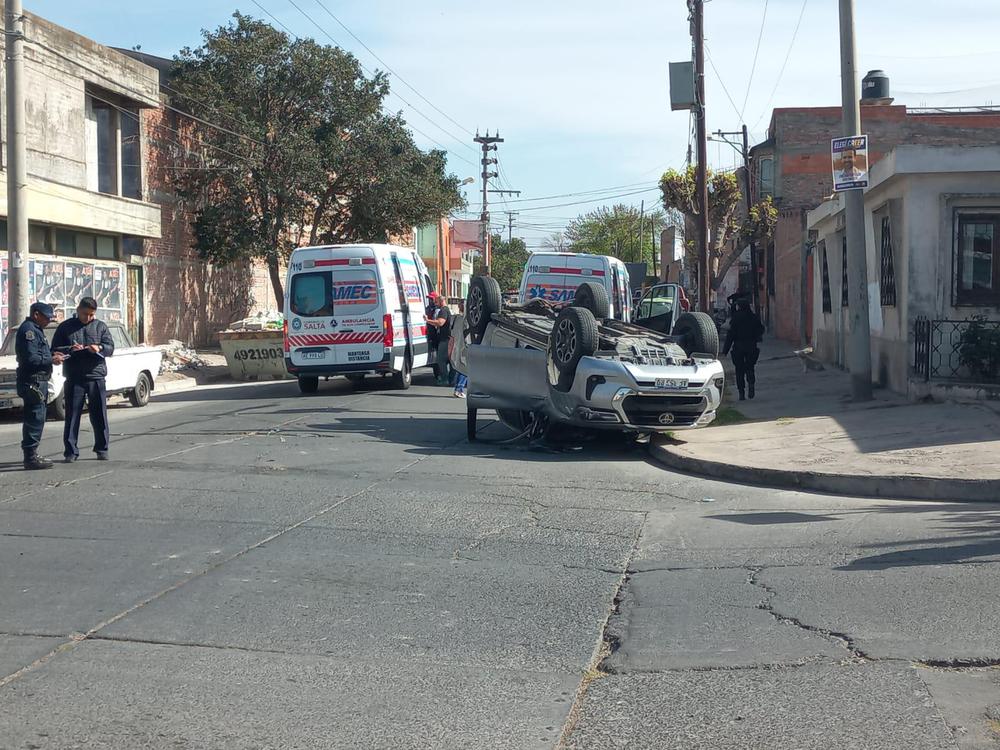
[{"xmin": 1, "ymin": 373, "xmax": 998, "ymax": 749}]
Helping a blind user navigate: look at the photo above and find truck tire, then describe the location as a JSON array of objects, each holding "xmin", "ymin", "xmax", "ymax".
[
  {"xmin": 298, "ymin": 376, "xmax": 319, "ymax": 394},
  {"xmin": 572, "ymin": 281, "xmax": 611, "ymax": 320},
  {"xmin": 391, "ymin": 359, "xmax": 412, "ymax": 390},
  {"xmin": 47, "ymin": 388, "xmax": 66, "ymax": 421},
  {"xmin": 672, "ymin": 312, "xmax": 720, "ymax": 358},
  {"xmin": 550, "ymin": 306, "xmax": 599, "ymax": 376},
  {"xmin": 466, "ymin": 275, "xmax": 502, "ymax": 344},
  {"xmin": 345, "ymin": 374, "xmax": 365, "ymax": 387},
  {"xmin": 129, "ymin": 372, "xmax": 152, "ymax": 407}
]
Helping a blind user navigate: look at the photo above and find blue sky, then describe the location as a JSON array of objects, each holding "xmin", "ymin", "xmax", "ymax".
[{"xmin": 38, "ymin": 0, "xmax": 1000, "ymax": 248}]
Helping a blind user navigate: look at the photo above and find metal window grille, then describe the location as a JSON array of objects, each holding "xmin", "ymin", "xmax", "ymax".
[
  {"xmin": 841, "ymin": 236, "xmax": 849, "ymax": 307},
  {"xmin": 880, "ymin": 216, "xmax": 897, "ymax": 307},
  {"xmin": 821, "ymin": 245, "xmax": 832, "ymax": 313}
]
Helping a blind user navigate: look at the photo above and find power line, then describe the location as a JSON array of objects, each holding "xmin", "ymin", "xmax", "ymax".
[
  {"xmin": 281, "ymin": 0, "xmax": 477, "ymax": 165},
  {"xmin": 28, "ymin": 37, "xmax": 266, "ymax": 149},
  {"xmin": 516, "ymin": 187, "xmax": 661, "ymax": 213},
  {"xmin": 311, "ymin": 0, "xmax": 477, "ymax": 143},
  {"xmin": 752, "ymin": 0, "xmax": 808, "ymax": 132},
  {"xmin": 740, "ymin": 0, "xmax": 770, "ymax": 122},
  {"xmin": 704, "ymin": 46, "xmax": 743, "ymax": 123}
]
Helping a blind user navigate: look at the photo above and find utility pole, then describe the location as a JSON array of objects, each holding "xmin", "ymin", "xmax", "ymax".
[
  {"xmin": 5, "ymin": 0, "xmax": 29, "ymax": 331},
  {"xmin": 691, "ymin": 0, "xmax": 711, "ymax": 313},
  {"xmin": 713, "ymin": 126, "xmax": 761, "ymax": 316},
  {"xmin": 503, "ymin": 211, "xmax": 519, "ymax": 243},
  {"xmin": 839, "ymin": 0, "xmax": 872, "ymax": 400},
  {"xmin": 638, "ymin": 200, "xmax": 645, "ymax": 265},
  {"xmin": 474, "ymin": 132, "xmax": 503, "ymax": 275}
]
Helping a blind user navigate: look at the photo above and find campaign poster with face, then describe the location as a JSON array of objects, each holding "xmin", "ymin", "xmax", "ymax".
[
  {"xmin": 1, "ymin": 256, "xmax": 7, "ymax": 339},
  {"xmin": 99, "ymin": 308, "xmax": 123, "ymax": 323},
  {"xmin": 34, "ymin": 260, "xmax": 66, "ymax": 307},
  {"xmin": 64, "ymin": 262, "xmax": 93, "ymax": 308},
  {"xmin": 94, "ymin": 265, "xmax": 122, "ymax": 310}
]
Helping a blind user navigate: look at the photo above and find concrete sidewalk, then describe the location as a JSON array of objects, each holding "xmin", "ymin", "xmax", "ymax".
[{"xmin": 652, "ymin": 338, "xmax": 1000, "ymax": 501}]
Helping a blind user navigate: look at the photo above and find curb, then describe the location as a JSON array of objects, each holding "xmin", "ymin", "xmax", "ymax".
[
  {"xmin": 153, "ymin": 370, "xmax": 232, "ymax": 396},
  {"xmin": 650, "ymin": 442, "xmax": 1000, "ymax": 502}
]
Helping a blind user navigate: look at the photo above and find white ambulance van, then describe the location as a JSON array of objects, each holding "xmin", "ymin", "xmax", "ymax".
[
  {"xmin": 517, "ymin": 252, "xmax": 633, "ymax": 322},
  {"xmin": 283, "ymin": 244, "xmax": 434, "ymax": 393}
]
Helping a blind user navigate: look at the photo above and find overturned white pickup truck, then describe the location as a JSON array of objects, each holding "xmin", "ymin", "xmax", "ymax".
[{"xmin": 461, "ymin": 276, "xmax": 725, "ymax": 440}]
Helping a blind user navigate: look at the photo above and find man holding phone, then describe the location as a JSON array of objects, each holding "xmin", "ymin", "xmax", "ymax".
[{"xmin": 51, "ymin": 297, "xmax": 115, "ymax": 461}]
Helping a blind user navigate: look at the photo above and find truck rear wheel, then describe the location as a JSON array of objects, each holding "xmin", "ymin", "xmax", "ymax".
[
  {"xmin": 572, "ymin": 281, "xmax": 611, "ymax": 320},
  {"xmin": 466, "ymin": 275, "xmax": 502, "ymax": 344},
  {"xmin": 550, "ymin": 306, "xmax": 599, "ymax": 377},
  {"xmin": 672, "ymin": 312, "xmax": 720, "ymax": 358}
]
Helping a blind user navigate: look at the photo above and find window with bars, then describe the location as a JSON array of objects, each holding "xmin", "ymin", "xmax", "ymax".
[
  {"xmin": 821, "ymin": 242, "xmax": 832, "ymax": 313},
  {"xmin": 841, "ymin": 235, "xmax": 849, "ymax": 307},
  {"xmin": 879, "ymin": 215, "xmax": 897, "ymax": 307}
]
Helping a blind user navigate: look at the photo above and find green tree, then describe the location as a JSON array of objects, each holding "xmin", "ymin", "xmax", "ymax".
[
  {"xmin": 473, "ymin": 234, "xmax": 530, "ymax": 293},
  {"xmin": 168, "ymin": 14, "xmax": 464, "ymax": 309},
  {"xmin": 564, "ymin": 204, "xmax": 670, "ymax": 266},
  {"xmin": 659, "ymin": 166, "xmax": 776, "ymax": 292}
]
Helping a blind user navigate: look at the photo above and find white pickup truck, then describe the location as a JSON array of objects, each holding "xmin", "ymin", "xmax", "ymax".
[{"xmin": 0, "ymin": 322, "xmax": 163, "ymax": 419}]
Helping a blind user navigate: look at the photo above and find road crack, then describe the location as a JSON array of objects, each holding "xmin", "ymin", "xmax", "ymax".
[{"xmin": 745, "ymin": 565, "xmax": 869, "ymax": 661}]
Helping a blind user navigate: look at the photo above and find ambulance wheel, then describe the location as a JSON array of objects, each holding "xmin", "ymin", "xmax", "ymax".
[
  {"xmin": 550, "ymin": 306, "xmax": 599, "ymax": 376},
  {"xmin": 572, "ymin": 281, "xmax": 610, "ymax": 320},
  {"xmin": 392, "ymin": 361, "xmax": 412, "ymax": 390},
  {"xmin": 467, "ymin": 408, "xmax": 478, "ymax": 441},
  {"xmin": 298, "ymin": 376, "xmax": 319, "ymax": 394},
  {"xmin": 345, "ymin": 374, "xmax": 365, "ymax": 387},
  {"xmin": 466, "ymin": 275, "xmax": 502, "ymax": 344}
]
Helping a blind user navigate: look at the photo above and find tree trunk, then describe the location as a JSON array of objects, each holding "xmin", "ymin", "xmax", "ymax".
[{"xmin": 267, "ymin": 257, "xmax": 284, "ymax": 312}]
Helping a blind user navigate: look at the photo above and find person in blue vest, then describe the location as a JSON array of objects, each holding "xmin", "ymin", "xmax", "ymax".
[
  {"xmin": 51, "ymin": 297, "xmax": 115, "ymax": 461},
  {"xmin": 15, "ymin": 302, "xmax": 66, "ymax": 470}
]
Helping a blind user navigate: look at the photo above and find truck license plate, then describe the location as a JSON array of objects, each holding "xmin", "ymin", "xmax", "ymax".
[
  {"xmin": 655, "ymin": 378, "xmax": 687, "ymax": 390},
  {"xmin": 301, "ymin": 351, "xmax": 325, "ymax": 360}
]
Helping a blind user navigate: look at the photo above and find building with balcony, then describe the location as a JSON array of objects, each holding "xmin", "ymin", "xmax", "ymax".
[{"xmin": 0, "ymin": 6, "xmax": 163, "ymax": 343}]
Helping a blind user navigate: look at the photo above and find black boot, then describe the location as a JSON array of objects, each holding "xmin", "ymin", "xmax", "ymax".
[
  {"xmin": 738, "ymin": 389, "xmax": 746, "ymax": 401},
  {"xmin": 23, "ymin": 453, "xmax": 53, "ymax": 470},
  {"xmin": 748, "ymin": 382, "xmax": 756, "ymax": 399}
]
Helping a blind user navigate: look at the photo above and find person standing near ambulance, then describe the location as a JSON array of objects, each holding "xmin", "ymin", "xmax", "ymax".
[
  {"xmin": 51, "ymin": 297, "xmax": 115, "ymax": 461},
  {"xmin": 425, "ymin": 293, "xmax": 452, "ymax": 385},
  {"xmin": 15, "ymin": 302, "xmax": 66, "ymax": 470}
]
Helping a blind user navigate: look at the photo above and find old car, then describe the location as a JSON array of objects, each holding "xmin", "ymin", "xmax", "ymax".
[
  {"xmin": 461, "ymin": 275, "xmax": 725, "ymax": 440},
  {"xmin": 0, "ymin": 322, "xmax": 163, "ymax": 419}
]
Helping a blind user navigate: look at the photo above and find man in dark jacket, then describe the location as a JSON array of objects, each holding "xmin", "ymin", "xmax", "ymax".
[
  {"xmin": 15, "ymin": 302, "xmax": 66, "ymax": 469},
  {"xmin": 722, "ymin": 297, "xmax": 765, "ymax": 400},
  {"xmin": 51, "ymin": 297, "xmax": 114, "ymax": 461}
]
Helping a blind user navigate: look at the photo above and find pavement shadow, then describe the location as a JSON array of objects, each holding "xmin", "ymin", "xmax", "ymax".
[
  {"xmin": 836, "ymin": 503, "xmax": 1000, "ymax": 570},
  {"xmin": 282, "ymin": 413, "xmax": 650, "ymax": 465}
]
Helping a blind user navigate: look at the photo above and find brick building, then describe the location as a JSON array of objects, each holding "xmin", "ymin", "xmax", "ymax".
[
  {"xmin": 749, "ymin": 102, "xmax": 1000, "ymax": 344},
  {"xmin": 120, "ymin": 50, "xmax": 275, "ymax": 345}
]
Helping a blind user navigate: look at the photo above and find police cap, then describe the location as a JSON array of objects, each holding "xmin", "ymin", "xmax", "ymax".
[{"xmin": 29, "ymin": 302, "xmax": 55, "ymax": 319}]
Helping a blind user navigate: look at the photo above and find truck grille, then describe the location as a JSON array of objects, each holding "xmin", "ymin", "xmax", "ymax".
[
  {"xmin": 621, "ymin": 394, "xmax": 706, "ymax": 427},
  {"xmin": 628, "ymin": 346, "xmax": 680, "ymax": 367}
]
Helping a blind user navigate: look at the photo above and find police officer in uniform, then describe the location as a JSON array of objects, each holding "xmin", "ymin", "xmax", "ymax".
[{"xmin": 15, "ymin": 302, "xmax": 65, "ymax": 470}]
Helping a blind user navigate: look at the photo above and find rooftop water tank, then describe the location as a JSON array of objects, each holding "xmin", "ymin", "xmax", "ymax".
[{"xmin": 861, "ymin": 70, "xmax": 892, "ymax": 104}]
